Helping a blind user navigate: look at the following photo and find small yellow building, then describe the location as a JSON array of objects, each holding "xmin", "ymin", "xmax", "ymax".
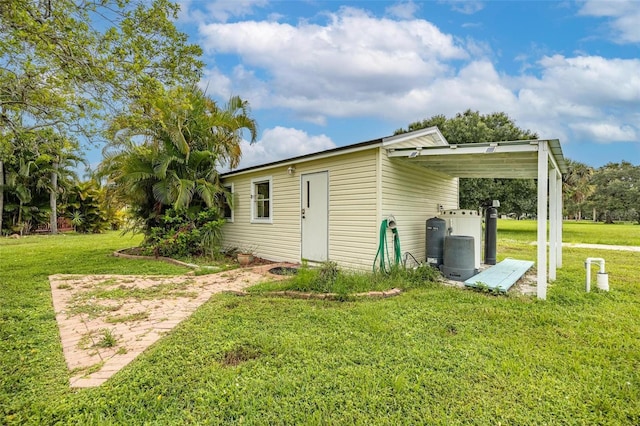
[
  {"xmin": 221, "ymin": 127, "xmax": 456, "ymax": 270},
  {"xmin": 221, "ymin": 126, "xmax": 567, "ymax": 300}
]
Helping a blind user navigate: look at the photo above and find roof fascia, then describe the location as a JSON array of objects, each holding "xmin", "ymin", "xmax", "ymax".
[
  {"xmin": 221, "ymin": 139, "xmax": 382, "ymax": 178},
  {"xmin": 381, "ymin": 126, "xmax": 449, "ymax": 147},
  {"xmin": 386, "ymin": 140, "xmax": 539, "ymax": 158}
]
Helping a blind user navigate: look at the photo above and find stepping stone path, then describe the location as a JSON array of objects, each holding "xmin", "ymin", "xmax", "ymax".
[{"xmin": 49, "ymin": 264, "xmax": 291, "ymax": 388}]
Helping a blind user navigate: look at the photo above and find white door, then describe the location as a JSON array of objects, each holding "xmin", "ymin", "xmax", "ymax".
[{"xmin": 301, "ymin": 172, "xmax": 328, "ymax": 262}]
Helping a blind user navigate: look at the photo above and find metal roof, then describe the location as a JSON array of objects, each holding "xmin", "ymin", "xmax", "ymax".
[
  {"xmin": 385, "ymin": 139, "xmax": 568, "ymax": 179},
  {"xmin": 222, "ymin": 126, "xmax": 568, "ymax": 180},
  {"xmin": 221, "ymin": 137, "xmax": 382, "ymax": 177}
]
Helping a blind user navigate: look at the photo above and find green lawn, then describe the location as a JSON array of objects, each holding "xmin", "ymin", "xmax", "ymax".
[{"xmin": 1, "ymin": 222, "xmax": 639, "ymax": 424}]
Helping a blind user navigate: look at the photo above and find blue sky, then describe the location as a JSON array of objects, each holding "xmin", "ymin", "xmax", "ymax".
[{"xmin": 169, "ymin": 0, "xmax": 640, "ymax": 170}]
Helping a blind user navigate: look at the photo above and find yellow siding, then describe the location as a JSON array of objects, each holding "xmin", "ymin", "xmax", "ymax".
[
  {"xmin": 380, "ymin": 153, "xmax": 458, "ymax": 264},
  {"xmin": 221, "ymin": 149, "xmax": 379, "ymax": 269},
  {"xmin": 222, "ymin": 146, "xmax": 458, "ymax": 270},
  {"xmin": 221, "ymin": 165, "xmax": 300, "ymax": 263}
]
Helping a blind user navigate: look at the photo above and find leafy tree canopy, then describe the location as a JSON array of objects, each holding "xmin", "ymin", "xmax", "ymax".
[
  {"xmin": 99, "ymin": 85, "xmax": 257, "ymax": 238},
  {"xmin": 396, "ymin": 109, "xmax": 538, "ymax": 143},
  {"xmin": 563, "ymin": 159, "xmax": 594, "ymax": 220},
  {"xmin": 396, "ymin": 110, "xmax": 538, "ymax": 214},
  {"xmin": 588, "ymin": 161, "xmax": 640, "ymax": 224},
  {"xmin": 0, "ymin": 0, "xmax": 203, "ymax": 137}
]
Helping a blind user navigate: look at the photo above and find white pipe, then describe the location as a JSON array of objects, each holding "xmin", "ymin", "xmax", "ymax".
[{"xmin": 585, "ymin": 257, "xmax": 606, "ymax": 292}]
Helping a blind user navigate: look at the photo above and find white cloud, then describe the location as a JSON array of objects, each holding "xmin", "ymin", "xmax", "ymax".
[
  {"xmin": 199, "ymin": 67, "xmax": 233, "ymax": 99},
  {"xmin": 530, "ymin": 55, "xmax": 640, "ymax": 105},
  {"xmin": 195, "ymin": 5, "xmax": 639, "ymax": 159},
  {"xmin": 178, "ymin": 0, "xmax": 268, "ymax": 25},
  {"xmin": 570, "ymin": 122, "xmax": 637, "ymax": 143},
  {"xmin": 386, "ymin": 1, "xmax": 420, "ymax": 19},
  {"xmin": 441, "ymin": 0, "xmax": 484, "ymax": 15},
  {"xmin": 236, "ymin": 127, "xmax": 336, "ymax": 169},
  {"xmin": 461, "ymin": 22, "xmax": 482, "ymax": 29},
  {"xmin": 199, "ymin": 7, "xmax": 467, "ymax": 122},
  {"xmin": 578, "ymin": 0, "xmax": 640, "ymax": 43},
  {"xmin": 206, "ymin": 0, "xmax": 268, "ymax": 23},
  {"xmin": 511, "ymin": 55, "xmax": 640, "ymax": 143}
]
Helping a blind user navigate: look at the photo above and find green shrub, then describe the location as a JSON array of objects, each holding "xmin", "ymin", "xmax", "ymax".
[{"xmin": 142, "ymin": 208, "xmax": 224, "ymax": 259}]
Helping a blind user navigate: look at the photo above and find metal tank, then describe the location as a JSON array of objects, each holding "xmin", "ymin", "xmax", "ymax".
[{"xmin": 426, "ymin": 217, "xmax": 446, "ymax": 268}]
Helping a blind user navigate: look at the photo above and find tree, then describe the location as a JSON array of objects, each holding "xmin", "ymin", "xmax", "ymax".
[
  {"xmin": 1, "ymin": 0, "xmax": 202, "ymax": 233},
  {"xmin": 0, "ymin": 128, "xmax": 80, "ymax": 234},
  {"xmin": 99, "ymin": 85, "xmax": 257, "ymax": 243},
  {"xmin": 1, "ymin": 0, "xmax": 203, "ymax": 137},
  {"xmin": 64, "ymin": 179, "xmax": 113, "ymax": 233},
  {"xmin": 588, "ymin": 161, "xmax": 640, "ymax": 224},
  {"xmin": 38, "ymin": 132, "xmax": 83, "ymax": 233},
  {"xmin": 395, "ymin": 110, "xmax": 539, "ymax": 214},
  {"xmin": 563, "ymin": 159, "xmax": 594, "ymax": 220}
]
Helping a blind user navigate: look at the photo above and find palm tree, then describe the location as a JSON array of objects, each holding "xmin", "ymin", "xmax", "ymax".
[
  {"xmin": 100, "ymin": 85, "xmax": 257, "ymax": 236},
  {"xmin": 31, "ymin": 130, "xmax": 83, "ymax": 233},
  {"xmin": 563, "ymin": 159, "xmax": 594, "ymax": 220}
]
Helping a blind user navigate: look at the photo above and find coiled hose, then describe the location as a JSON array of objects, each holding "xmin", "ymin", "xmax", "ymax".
[{"xmin": 373, "ymin": 218, "xmax": 401, "ymax": 273}]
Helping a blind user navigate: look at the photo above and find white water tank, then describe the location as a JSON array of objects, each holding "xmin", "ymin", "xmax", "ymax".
[{"xmin": 441, "ymin": 209, "xmax": 482, "ymax": 269}]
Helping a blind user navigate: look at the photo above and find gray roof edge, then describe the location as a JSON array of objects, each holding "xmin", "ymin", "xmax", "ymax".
[
  {"xmin": 221, "ymin": 137, "xmax": 383, "ymax": 177},
  {"xmin": 547, "ymin": 139, "xmax": 568, "ymax": 174}
]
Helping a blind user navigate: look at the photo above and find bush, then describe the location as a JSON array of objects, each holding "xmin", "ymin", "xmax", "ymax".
[{"xmin": 142, "ymin": 209, "xmax": 224, "ymax": 259}]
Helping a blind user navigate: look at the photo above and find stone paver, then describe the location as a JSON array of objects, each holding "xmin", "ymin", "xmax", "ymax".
[{"xmin": 50, "ymin": 263, "xmax": 293, "ymax": 388}]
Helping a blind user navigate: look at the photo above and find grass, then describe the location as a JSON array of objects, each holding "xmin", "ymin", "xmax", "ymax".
[
  {"xmin": 250, "ymin": 261, "xmax": 441, "ymax": 296},
  {"xmin": 1, "ymin": 224, "xmax": 640, "ymax": 424},
  {"xmin": 105, "ymin": 311, "xmax": 150, "ymax": 324},
  {"xmin": 500, "ymin": 219, "xmax": 640, "ymax": 246},
  {"xmin": 71, "ymin": 280, "xmax": 197, "ymax": 303}
]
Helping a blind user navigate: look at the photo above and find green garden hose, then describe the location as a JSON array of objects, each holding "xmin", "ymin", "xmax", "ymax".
[{"xmin": 373, "ymin": 218, "xmax": 402, "ymax": 273}]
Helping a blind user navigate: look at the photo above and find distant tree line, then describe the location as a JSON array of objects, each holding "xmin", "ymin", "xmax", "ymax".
[
  {"xmin": 565, "ymin": 160, "xmax": 640, "ymax": 224},
  {"xmin": 397, "ymin": 110, "xmax": 640, "ymax": 224}
]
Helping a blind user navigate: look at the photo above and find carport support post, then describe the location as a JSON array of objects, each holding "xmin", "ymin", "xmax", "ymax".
[
  {"xmin": 556, "ymin": 176, "xmax": 563, "ymax": 268},
  {"xmin": 549, "ymin": 169, "xmax": 557, "ymax": 281},
  {"xmin": 537, "ymin": 142, "xmax": 549, "ymax": 300}
]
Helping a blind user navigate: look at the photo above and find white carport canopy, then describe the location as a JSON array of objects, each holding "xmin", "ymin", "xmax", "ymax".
[{"xmin": 385, "ymin": 138, "xmax": 568, "ymax": 300}]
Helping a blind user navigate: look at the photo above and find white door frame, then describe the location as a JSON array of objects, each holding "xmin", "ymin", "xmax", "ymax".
[{"xmin": 301, "ymin": 171, "xmax": 329, "ymax": 262}]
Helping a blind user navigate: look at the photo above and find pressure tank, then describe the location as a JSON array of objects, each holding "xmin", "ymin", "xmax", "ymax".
[
  {"xmin": 440, "ymin": 235, "xmax": 477, "ymax": 281},
  {"xmin": 426, "ymin": 217, "xmax": 446, "ymax": 268}
]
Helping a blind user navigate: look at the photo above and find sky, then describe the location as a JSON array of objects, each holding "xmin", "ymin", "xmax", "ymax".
[{"xmin": 167, "ymin": 0, "xmax": 640, "ymax": 170}]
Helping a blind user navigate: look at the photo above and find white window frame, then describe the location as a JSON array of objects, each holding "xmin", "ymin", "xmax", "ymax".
[
  {"xmin": 251, "ymin": 176, "xmax": 273, "ymax": 223},
  {"xmin": 222, "ymin": 183, "xmax": 234, "ymax": 223}
]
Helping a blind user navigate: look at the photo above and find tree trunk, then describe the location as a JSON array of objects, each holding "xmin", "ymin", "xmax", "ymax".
[
  {"xmin": 0, "ymin": 160, "xmax": 4, "ymax": 235},
  {"xmin": 605, "ymin": 211, "xmax": 614, "ymax": 224},
  {"xmin": 50, "ymin": 162, "xmax": 58, "ymax": 234},
  {"xmin": 593, "ymin": 207, "xmax": 597, "ymax": 222}
]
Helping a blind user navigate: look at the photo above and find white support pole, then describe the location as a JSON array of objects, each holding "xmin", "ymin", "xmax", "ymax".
[
  {"xmin": 549, "ymin": 169, "xmax": 557, "ymax": 281},
  {"xmin": 537, "ymin": 142, "xmax": 549, "ymax": 300},
  {"xmin": 556, "ymin": 173, "xmax": 563, "ymax": 268}
]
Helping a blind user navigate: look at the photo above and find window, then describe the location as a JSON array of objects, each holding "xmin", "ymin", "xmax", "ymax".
[
  {"xmin": 251, "ymin": 177, "xmax": 272, "ymax": 223},
  {"xmin": 221, "ymin": 183, "xmax": 233, "ymax": 222}
]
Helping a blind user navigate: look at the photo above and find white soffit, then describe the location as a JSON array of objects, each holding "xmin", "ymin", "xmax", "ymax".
[
  {"xmin": 382, "ymin": 126, "xmax": 448, "ymax": 148},
  {"xmin": 386, "ymin": 139, "xmax": 567, "ymax": 179}
]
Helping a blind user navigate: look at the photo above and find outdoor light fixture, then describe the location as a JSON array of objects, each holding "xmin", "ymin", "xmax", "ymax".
[{"xmin": 287, "ymin": 166, "xmax": 296, "ymax": 175}]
